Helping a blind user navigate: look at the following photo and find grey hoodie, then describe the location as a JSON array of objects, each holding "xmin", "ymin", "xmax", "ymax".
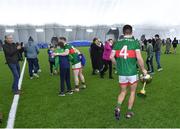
[{"xmin": 25, "ymin": 37, "xmax": 39, "ymax": 59}]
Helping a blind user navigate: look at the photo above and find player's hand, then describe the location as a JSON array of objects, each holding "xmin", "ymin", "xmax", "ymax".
[
  {"xmin": 112, "ymin": 60, "xmax": 116, "ymax": 65},
  {"xmin": 111, "ymin": 58, "xmax": 116, "ymax": 65},
  {"xmin": 52, "ymin": 53, "xmax": 57, "ymax": 56},
  {"xmin": 142, "ymin": 69, "xmax": 147, "ymax": 76}
]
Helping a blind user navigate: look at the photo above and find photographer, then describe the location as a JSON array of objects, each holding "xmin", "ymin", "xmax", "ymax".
[{"xmin": 3, "ymin": 35, "xmax": 22, "ymax": 95}]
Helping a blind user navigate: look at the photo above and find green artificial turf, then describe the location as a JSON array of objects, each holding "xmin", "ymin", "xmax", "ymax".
[{"xmin": 0, "ymin": 46, "xmax": 180, "ymax": 128}]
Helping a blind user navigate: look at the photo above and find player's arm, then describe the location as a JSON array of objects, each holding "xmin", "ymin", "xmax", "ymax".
[
  {"xmin": 74, "ymin": 47, "xmax": 81, "ymax": 54},
  {"xmin": 110, "ymin": 50, "xmax": 116, "ymax": 65},
  {"xmin": 55, "ymin": 49, "xmax": 69, "ymax": 56},
  {"xmin": 136, "ymin": 50, "xmax": 147, "ymax": 75}
]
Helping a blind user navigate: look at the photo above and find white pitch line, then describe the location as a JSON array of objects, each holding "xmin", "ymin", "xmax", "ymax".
[{"xmin": 6, "ymin": 58, "xmax": 27, "ymax": 129}]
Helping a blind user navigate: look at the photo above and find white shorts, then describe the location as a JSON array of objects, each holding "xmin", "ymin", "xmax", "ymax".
[
  {"xmin": 72, "ymin": 62, "xmax": 82, "ymax": 70},
  {"xmin": 119, "ymin": 75, "xmax": 139, "ymax": 86}
]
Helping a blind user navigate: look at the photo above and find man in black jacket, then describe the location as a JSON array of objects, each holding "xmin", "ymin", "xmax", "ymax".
[
  {"xmin": 3, "ymin": 35, "xmax": 22, "ymax": 95},
  {"xmin": 172, "ymin": 37, "xmax": 178, "ymax": 54},
  {"xmin": 90, "ymin": 37, "xmax": 104, "ymax": 76}
]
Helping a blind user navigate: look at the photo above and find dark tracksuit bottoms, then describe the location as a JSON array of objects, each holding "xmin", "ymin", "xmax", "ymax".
[
  {"xmin": 101, "ymin": 60, "xmax": 112, "ymax": 78},
  {"xmin": 49, "ymin": 61, "xmax": 55, "ymax": 74},
  {"xmin": 59, "ymin": 56, "xmax": 71, "ymax": 93},
  {"xmin": 27, "ymin": 58, "xmax": 38, "ymax": 77}
]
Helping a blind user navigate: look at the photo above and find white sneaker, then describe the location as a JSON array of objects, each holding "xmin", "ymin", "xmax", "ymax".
[
  {"xmin": 95, "ymin": 70, "xmax": 99, "ymax": 74},
  {"xmin": 54, "ymin": 70, "xmax": 58, "ymax": 75},
  {"xmin": 74, "ymin": 88, "xmax": 80, "ymax": 92},
  {"xmin": 58, "ymin": 93, "xmax": 65, "ymax": 97},
  {"xmin": 33, "ymin": 73, "xmax": 39, "ymax": 78},
  {"xmin": 38, "ymin": 69, "xmax": 42, "ymax": 73},
  {"xmin": 81, "ymin": 85, "xmax": 86, "ymax": 89},
  {"xmin": 158, "ymin": 68, "xmax": 163, "ymax": 72},
  {"xmin": 30, "ymin": 77, "xmax": 33, "ymax": 80},
  {"xmin": 67, "ymin": 91, "xmax": 73, "ymax": 95}
]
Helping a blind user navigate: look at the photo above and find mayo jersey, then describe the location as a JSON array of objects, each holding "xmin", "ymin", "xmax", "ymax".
[
  {"xmin": 113, "ymin": 37, "xmax": 140, "ymax": 76},
  {"xmin": 64, "ymin": 43, "xmax": 80, "ymax": 65}
]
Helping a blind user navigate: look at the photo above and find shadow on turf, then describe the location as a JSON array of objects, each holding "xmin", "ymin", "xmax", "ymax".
[{"xmin": 137, "ymin": 93, "xmax": 147, "ymax": 98}]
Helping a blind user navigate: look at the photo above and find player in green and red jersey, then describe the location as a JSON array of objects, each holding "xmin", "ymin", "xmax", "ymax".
[
  {"xmin": 55, "ymin": 37, "xmax": 86, "ymax": 92},
  {"xmin": 110, "ymin": 25, "xmax": 147, "ymax": 120}
]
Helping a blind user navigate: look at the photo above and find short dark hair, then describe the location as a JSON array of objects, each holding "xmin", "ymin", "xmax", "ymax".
[
  {"xmin": 57, "ymin": 41, "xmax": 65, "ymax": 48},
  {"xmin": 155, "ymin": 34, "xmax": 159, "ymax": 38},
  {"xmin": 148, "ymin": 39, "xmax": 152, "ymax": 43},
  {"xmin": 93, "ymin": 37, "xmax": 98, "ymax": 43},
  {"xmin": 108, "ymin": 39, "xmax": 113, "ymax": 42},
  {"xmin": 123, "ymin": 25, "xmax": 133, "ymax": 35},
  {"xmin": 51, "ymin": 37, "xmax": 58, "ymax": 44},
  {"xmin": 59, "ymin": 37, "xmax": 67, "ymax": 42},
  {"xmin": 50, "ymin": 46, "xmax": 54, "ymax": 49}
]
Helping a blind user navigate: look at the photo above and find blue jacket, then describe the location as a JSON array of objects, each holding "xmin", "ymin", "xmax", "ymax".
[{"xmin": 25, "ymin": 41, "xmax": 39, "ymax": 59}]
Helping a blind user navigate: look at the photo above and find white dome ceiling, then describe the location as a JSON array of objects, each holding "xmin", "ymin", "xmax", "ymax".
[{"xmin": 0, "ymin": 0, "xmax": 179, "ymax": 26}]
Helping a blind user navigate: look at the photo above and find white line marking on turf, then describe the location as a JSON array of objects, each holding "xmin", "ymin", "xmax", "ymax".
[{"xmin": 6, "ymin": 58, "xmax": 27, "ymax": 129}]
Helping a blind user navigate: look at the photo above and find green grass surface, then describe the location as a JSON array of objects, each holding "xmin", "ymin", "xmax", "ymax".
[{"xmin": 0, "ymin": 46, "xmax": 180, "ymax": 128}]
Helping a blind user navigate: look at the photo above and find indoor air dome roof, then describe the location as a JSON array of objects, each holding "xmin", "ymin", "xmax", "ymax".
[{"xmin": 0, "ymin": 0, "xmax": 180, "ymax": 26}]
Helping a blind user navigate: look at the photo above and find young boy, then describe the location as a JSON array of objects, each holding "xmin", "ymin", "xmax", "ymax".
[
  {"xmin": 110, "ymin": 25, "xmax": 147, "ymax": 120},
  {"xmin": 47, "ymin": 46, "xmax": 55, "ymax": 75},
  {"xmin": 56, "ymin": 41, "xmax": 73, "ymax": 96},
  {"xmin": 55, "ymin": 37, "xmax": 86, "ymax": 92},
  {"xmin": 146, "ymin": 39, "xmax": 154, "ymax": 74}
]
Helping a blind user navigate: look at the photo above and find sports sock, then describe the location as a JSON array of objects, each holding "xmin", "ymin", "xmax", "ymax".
[
  {"xmin": 117, "ymin": 102, "xmax": 122, "ymax": 109},
  {"xmin": 128, "ymin": 108, "xmax": 132, "ymax": 112}
]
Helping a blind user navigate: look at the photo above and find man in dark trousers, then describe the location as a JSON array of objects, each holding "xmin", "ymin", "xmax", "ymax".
[
  {"xmin": 154, "ymin": 34, "xmax": 163, "ymax": 72},
  {"xmin": 3, "ymin": 35, "xmax": 21, "ymax": 94},
  {"xmin": 172, "ymin": 37, "xmax": 178, "ymax": 54}
]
